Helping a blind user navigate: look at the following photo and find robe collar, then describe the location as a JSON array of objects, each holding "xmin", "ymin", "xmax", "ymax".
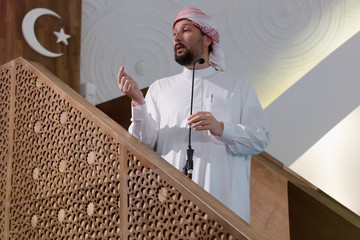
[{"xmin": 181, "ymin": 66, "xmax": 216, "ymax": 79}]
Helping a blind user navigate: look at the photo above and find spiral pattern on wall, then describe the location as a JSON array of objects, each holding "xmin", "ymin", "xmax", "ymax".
[
  {"xmin": 81, "ymin": 0, "xmax": 181, "ymax": 104},
  {"xmin": 81, "ymin": 0, "xmax": 357, "ymax": 108},
  {"xmin": 225, "ymin": 0, "xmax": 346, "ymax": 105}
]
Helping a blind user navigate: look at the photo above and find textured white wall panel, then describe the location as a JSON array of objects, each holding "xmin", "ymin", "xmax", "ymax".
[
  {"xmin": 81, "ymin": 0, "xmax": 358, "ymax": 107},
  {"xmin": 81, "ymin": 0, "xmax": 182, "ymax": 104}
]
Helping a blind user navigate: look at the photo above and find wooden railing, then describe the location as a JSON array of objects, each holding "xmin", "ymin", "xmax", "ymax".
[
  {"xmin": 0, "ymin": 57, "xmax": 269, "ymax": 239},
  {"xmin": 2, "ymin": 57, "xmax": 359, "ymax": 240},
  {"xmin": 252, "ymin": 152, "xmax": 360, "ymax": 240}
]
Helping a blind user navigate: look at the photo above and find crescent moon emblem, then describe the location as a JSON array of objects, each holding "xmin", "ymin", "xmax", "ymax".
[{"xmin": 22, "ymin": 8, "xmax": 63, "ymax": 58}]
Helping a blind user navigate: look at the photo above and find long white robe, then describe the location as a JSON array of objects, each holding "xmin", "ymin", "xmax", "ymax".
[{"xmin": 129, "ymin": 66, "xmax": 269, "ymax": 223}]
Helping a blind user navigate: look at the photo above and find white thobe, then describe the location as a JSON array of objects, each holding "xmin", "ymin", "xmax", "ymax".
[{"xmin": 129, "ymin": 66, "xmax": 269, "ymax": 223}]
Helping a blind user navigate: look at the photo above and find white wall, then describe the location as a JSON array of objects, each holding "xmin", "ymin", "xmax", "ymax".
[
  {"xmin": 265, "ymin": 31, "xmax": 360, "ymax": 215},
  {"xmin": 81, "ymin": 0, "xmax": 360, "ymax": 107},
  {"xmin": 292, "ymin": 105, "xmax": 360, "ymax": 215},
  {"xmin": 80, "ymin": 0, "xmax": 360, "ymax": 215},
  {"xmin": 266, "ymin": 31, "xmax": 360, "ymax": 165}
]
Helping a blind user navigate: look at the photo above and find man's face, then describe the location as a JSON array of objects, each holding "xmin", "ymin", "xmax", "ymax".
[{"xmin": 173, "ymin": 19, "xmax": 207, "ymax": 66}]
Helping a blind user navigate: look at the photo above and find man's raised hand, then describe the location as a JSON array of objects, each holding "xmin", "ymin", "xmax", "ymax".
[{"xmin": 118, "ymin": 66, "xmax": 145, "ymax": 106}]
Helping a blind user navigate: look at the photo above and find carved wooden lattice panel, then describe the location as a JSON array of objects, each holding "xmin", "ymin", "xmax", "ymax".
[
  {"xmin": 9, "ymin": 62, "xmax": 123, "ymax": 239},
  {"xmin": 0, "ymin": 58, "xmax": 258, "ymax": 240},
  {"xmin": 0, "ymin": 63, "xmax": 11, "ymax": 239},
  {"xmin": 126, "ymin": 151, "xmax": 236, "ymax": 240}
]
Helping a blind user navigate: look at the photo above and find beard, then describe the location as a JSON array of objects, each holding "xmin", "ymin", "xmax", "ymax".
[
  {"xmin": 174, "ymin": 45, "xmax": 196, "ymax": 66},
  {"xmin": 174, "ymin": 39, "xmax": 204, "ymax": 66}
]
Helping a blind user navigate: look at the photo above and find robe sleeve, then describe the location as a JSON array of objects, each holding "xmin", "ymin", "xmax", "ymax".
[
  {"xmin": 128, "ymin": 85, "xmax": 159, "ymax": 150},
  {"xmin": 218, "ymin": 81, "xmax": 270, "ymax": 155}
]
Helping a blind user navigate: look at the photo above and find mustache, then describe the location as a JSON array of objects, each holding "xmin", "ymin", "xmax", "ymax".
[{"xmin": 174, "ymin": 43, "xmax": 186, "ymax": 50}]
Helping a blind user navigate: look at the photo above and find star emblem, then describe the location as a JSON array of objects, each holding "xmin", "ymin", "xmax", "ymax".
[{"xmin": 53, "ymin": 28, "xmax": 71, "ymax": 46}]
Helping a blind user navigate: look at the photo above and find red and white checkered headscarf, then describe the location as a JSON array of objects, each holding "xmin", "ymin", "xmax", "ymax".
[{"xmin": 173, "ymin": 7, "xmax": 225, "ymax": 71}]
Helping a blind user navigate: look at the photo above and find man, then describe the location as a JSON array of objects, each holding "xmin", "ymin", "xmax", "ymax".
[{"xmin": 118, "ymin": 7, "xmax": 269, "ymax": 224}]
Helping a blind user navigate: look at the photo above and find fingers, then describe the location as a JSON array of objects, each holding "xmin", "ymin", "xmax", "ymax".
[
  {"xmin": 191, "ymin": 122, "xmax": 210, "ymax": 131},
  {"xmin": 188, "ymin": 111, "xmax": 224, "ymax": 137},
  {"xmin": 120, "ymin": 78, "xmax": 132, "ymax": 93},
  {"xmin": 118, "ymin": 66, "xmax": 124, "ymax": 88},
  {"xmin": 188, "ymin": 112, "xmax": 212, "ymax": 129},
  {"xmin": 117, "ymin": 66, "xmax": 126, "ymax": 83},
  {"xmin": 188, "ymin": 111, "xmax": 210, "ymax": 122},
  {"xmin": 117, "ymin": 66, "xmax": 123, "ymax": 79},
  {"xmin": 118, "ymin": 66, "xmax": 134, "ymax": 93},
  {"xmin": 117, "ymin": 66, "xmax": 145, "ymax": 106}
]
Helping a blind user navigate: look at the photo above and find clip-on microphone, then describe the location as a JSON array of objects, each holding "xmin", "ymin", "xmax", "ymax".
[{"xmin": 183, "ymin": 58, "xmax": 205, "ymax": 179}]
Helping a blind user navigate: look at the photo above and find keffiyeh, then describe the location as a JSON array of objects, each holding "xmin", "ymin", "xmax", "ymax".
[{"xmin": 173, "ymin": 7, "xmax": 225, "ymax": 71}]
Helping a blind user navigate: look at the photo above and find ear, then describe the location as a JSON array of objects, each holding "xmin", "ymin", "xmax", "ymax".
[{"xmin": 203, "ymin": 35, "xmax": 212, "ymax": 48}]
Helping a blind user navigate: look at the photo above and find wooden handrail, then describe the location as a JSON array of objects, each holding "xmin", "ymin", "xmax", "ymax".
[
  {"xmin": 256, "ymin": 152, "xmax": 360, "ymax": 227},
  {"xmin": 252, "ymin": 152, "xmax": 360, "ymax": 240}
]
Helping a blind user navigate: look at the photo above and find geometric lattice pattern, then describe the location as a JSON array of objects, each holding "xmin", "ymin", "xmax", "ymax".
[
  {"xmin": 0, "ymin": 63, "xmax": 11, "ymax": 240},
  {"xmin": 126, "ymin": 152, "xmax": 234, "ymax": 240},
  {"xmin": 0, "ymin": 58, "xmax": 251, "ymax": 240},
  {"xmin": 10, "ymin": 62, "xmax": 122, "ymax": 239}
]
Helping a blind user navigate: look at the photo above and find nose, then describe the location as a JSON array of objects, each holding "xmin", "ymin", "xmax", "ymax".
[{"xmin": 173, "ymin": 31, "xmax": 182, "ymax": 43}]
